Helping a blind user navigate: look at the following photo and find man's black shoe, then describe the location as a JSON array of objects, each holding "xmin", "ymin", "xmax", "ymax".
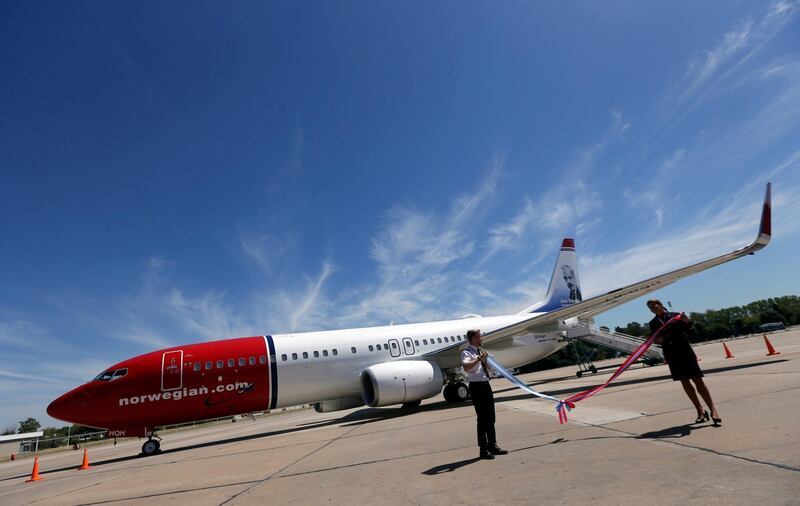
[
  {"xmin": 489, "ymin": 446, "xmax": 508, "ymax": 455},
  {"xmin": 479, "ymin": 450, "xmax": 495, "ymax": 460}
]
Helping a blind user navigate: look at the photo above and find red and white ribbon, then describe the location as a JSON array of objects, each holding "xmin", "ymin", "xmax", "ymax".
[{"xmin": 555, "ymin": 313, "xmax": 683, "ymax": 423}]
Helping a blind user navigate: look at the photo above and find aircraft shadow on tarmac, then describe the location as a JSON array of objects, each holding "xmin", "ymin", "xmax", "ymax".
[{"xmin": 4, "ymin": 359, "xmax": 783, "ymax": 481}]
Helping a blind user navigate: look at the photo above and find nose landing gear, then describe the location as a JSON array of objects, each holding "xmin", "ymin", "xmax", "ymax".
[{"xmin": 141, "ymin": 434, "xmax": 162, "ymax": 456}]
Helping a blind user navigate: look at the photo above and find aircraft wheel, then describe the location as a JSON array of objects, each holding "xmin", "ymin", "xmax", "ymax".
[
  {"xmin": 402, "ymin": 399, "xmax": 422, "ymax": 409},
  {"xmin": 590, "ymin": 366, "xmax": 598, "ymax": 374},
  {"xmin": 454, "ymin": 382, "xmax": 470, "ymax": 402},
  {"xmin": 442, "ymin": 384, "xmax": 455, "ymax": 403},
  {"xmin": 576, "ymin": 370, "xmax": 583, "ymax": 378},
  {"xmin": 141, "ymin": 439, "xmax": 160, "ymax": 456}
]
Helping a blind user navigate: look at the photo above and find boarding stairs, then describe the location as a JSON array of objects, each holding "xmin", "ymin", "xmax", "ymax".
[{"xmin": 565, "ymin": 325, "xmax": 664, "ymax": 377}]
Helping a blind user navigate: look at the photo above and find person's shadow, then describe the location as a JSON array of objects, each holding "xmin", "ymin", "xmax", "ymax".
[
  {"xmin": 637, "ymin": 423, "xmax": 694, "ymax": 439},
  {"xmin": 421, "ymin": 457, "xmax": 481, "ymax": 475},
  {"xmin": 421, "ymin": 438, "xmax": 568, "ymax": 475}
]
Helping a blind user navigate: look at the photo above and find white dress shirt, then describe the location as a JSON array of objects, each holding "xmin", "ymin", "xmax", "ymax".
[{"xmin": 461, "ymin": 345, "xmax": 489, "ymax": 382}]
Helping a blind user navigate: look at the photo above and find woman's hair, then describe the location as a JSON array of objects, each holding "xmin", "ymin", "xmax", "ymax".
[{"xmin": 647, "ymin": 299, "xmax": 662, "ymax": 308}]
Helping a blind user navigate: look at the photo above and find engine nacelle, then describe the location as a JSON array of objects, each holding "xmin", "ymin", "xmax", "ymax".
[
  {"xmin": 313, "ymin": 398, "xmax": 365, "ymax": 413},
  {"xmin": 360, "ymin": 361, "xmax": 444, "ymax": 407}
]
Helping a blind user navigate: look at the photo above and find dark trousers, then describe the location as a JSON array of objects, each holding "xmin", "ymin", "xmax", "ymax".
[{"xmin": 468, "ymin": 381, "xmax": 496, "ymax": 449}]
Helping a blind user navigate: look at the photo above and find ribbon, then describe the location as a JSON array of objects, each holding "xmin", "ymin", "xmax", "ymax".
[
  {"xmin": 555, "ymin": 313, "xmax": 684, "ymax": 423},
  {"xmin": 484, "ymin": 354, "xmax": 565, "ymax": 404}
]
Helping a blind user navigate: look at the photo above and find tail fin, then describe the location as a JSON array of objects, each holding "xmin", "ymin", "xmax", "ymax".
[{"xmin": 519, "ymin": 238, "xmax": 583, "ymax": 314}]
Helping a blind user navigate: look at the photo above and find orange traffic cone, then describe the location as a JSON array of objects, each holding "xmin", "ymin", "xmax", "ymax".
[
  {"xmin": 25, "ymin": 455, "xmax": 41, "ymax": 482},
  {"xmin": 763, "ymin": 335, "xmax": 781, "ymax": 356},
  {"xmin": 723, "ymin": 343, "xmax": 735, "ymax": 359},
  {"xmin": 77, "ymin": 448, "xmax": 91, "ymax": 470}
]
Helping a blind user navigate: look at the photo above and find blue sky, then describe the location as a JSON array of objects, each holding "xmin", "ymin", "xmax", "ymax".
[{"xmin": 2, "ymin": 1, "xmax": 799, "ymax": 429}]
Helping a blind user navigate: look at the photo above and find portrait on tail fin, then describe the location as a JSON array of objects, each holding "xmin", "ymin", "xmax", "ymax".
[{"xmin": 561, "ymin": 264, "xmax": 581, "ymax": 303}]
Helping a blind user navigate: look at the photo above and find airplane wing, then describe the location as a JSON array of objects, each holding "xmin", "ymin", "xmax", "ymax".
[
  {"xmin": 480, "ymin": 182, "xmax": 771, "ymax": 344},
  {"xmin": 425, "ymin": 182, "xmax": 771, "ymax": 365}
]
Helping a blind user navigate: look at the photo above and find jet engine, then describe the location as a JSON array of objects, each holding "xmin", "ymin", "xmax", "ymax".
[{"xmin": 360, "ymin": 360, "xmax": 444, "ymax": 407}]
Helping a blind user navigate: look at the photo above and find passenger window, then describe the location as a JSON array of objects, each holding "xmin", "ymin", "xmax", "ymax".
[
  {"xmin": 216, "ymin": 360, "xmax": 224, "ymax": 369},
  {"xmin": 368, "ymin": 345, "xmax": 374, "ymax": 352},
  {"xmin": 259, "ymin": 355, "xmax": 266, "ymax": 364},
  {"xmin": 391, "ymin": 342, "xmax": 397, "ymax": 349},
  {"xmin": 281, "ymin": 354, "xmax": 287, "ymax": 361},
  {"xmin": 239, "ymin": 358, "xmax": 245, "ymax": 367},
  {"xmin": 423, "ymin": 339, "xmax": 428, "ymax": 345},
  {"xmin": 228, "ymin": 359, "xmax": 235, "ymax": 368},
  {"xmin": 444, "ymin": 337, "xmax": 449, "ymax": 342},
  {"xmin": 332, "ymin": 349, "xmax": 338, "ymax": 356},
  {"xmin": 302, "ymin": 352, "xmax": 308, "ymax": 359},
  {"xmin": 414, "ymin": 340, "xmax": 419, "ymax": 346},
  {"xmin": 323, "ymin": 350, "xmax": 329, "ymax": 357},
  {"xmin": 205, "ymin": 361, "xmax": 212, "ymax": 370},
  {"xmin": 249, "ymin": 356, "xmax": 256, "ymax": 365},
  {"xmin": 292, "ymin": 353, "xmax": 298, "ymax": 360},
  {"xmin": 193, "ymin": 363, "xmax": 201, "ymax": 372},
  {"xmin": 437, "ymin": 338, "xmax": 442, "ymax": 343},
  {"xmin": 351, "ymin": 347, "xmax": 357, "ymax": 353},
  {"xmin": 314, "ymin": 351, "xmax": 320, "ymax": 358}
]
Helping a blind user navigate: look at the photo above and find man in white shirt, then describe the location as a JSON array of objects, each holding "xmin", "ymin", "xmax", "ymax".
[{"xmin": 461, "ymin": 329, "xmax": 508, "ymax": 460}]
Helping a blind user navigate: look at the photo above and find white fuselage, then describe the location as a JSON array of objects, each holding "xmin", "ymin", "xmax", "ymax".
[{"xmin": 271, "ymin": 313, "xmax": 566, "ymax": 407}]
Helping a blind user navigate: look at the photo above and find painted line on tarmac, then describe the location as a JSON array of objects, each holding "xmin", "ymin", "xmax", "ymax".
[{"xmin": 503, "ymin": 399, "xmax": 645, "ymax": 425}]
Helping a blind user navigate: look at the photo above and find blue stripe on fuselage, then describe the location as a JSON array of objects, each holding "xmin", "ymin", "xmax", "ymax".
[{"xmin": 265, "ymin": 335, "xmax": 278, "ymax": 410}]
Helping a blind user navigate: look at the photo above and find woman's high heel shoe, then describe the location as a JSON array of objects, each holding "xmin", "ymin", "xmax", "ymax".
[
  {"xmin": 694, "ymin": 411, "xmax": 710, "ymax": 424},
  {"xmin": 711, "ymin": 416, "xmax": 722, "ymax": 426}
]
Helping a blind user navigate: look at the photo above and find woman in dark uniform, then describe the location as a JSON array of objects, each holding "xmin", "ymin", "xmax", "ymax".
[{"xmin": 647, "ymin": 299, "xmax": 721, "ymax": 425}]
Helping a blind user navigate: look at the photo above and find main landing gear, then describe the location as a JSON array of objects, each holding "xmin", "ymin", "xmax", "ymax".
[
  {"xmin": 141, "ymin": 434, "xmax": 162, "ymax": 456},
  {"xmin": 443, "ymin": 382, "xmax": 470, "ymax": 403}
]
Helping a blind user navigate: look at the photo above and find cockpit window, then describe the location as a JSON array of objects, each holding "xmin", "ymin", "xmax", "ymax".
[
  {"xmin": 95, "ymin": 368, "xmax": 127, "ymax": 382},
  {"xmin": 110, "ymin": 368, "xmax": 128, "ymax": 381},
  {"xmin": 94, "ymin": 370, "xmax": 114, "ymax": 381}
]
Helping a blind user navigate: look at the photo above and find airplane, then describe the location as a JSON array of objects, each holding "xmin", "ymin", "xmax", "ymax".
[{"xmin": 47, "ymin": 183, "xmax": 772, "ymax": 456}]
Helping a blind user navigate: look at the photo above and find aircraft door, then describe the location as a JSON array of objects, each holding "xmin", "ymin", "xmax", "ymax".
[
  {"xmin": 402, "ymin": 337, "xmax": 415, "ymax": 355},
  {"xmin": 388, "ymin": 339, "xmax": 401, "ymax": 358},
  {"xmin": 161, "ymin": 350, "xmax": 183, "ymax": 391}
]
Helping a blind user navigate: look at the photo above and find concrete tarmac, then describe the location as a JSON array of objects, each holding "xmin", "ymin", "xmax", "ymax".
[{"xmin": 1, "ymin": 331, "xmax": 798, "ymax": 505}]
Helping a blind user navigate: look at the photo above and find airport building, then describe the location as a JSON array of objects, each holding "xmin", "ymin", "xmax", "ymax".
[{"xmin": 0, "ymin": 432, "xmax": 43, "ymax": 460}]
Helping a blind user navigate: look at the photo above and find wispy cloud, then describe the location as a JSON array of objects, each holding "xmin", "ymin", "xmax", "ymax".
[
  {"xmin": 483, "ymin": 112, "xmax": 627, "ymax": 262},
  {"xmin": 239, "ymin": 231, "xmax": 291, "ymax": 273},
  {"xmin": 622, "ymin": 148, "xmax": 686, "ymax": 228},
  {"xmin": 668, "ymin": 1, "xmax": 798, "ymax": 110},
  {"xmin": 584, "ymin": 171, "xmax": 800, "ymax": 299},
  {"xmin": 0, "ymin": 319, "xmax": 51, "ymax": 349}
]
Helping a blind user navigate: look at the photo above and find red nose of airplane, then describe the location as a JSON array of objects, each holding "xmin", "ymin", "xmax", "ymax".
[{"xmin": 47, "ymin": 385, "xmax": 91, "ymax": 425}]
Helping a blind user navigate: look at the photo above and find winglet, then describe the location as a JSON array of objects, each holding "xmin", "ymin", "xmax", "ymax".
[
  {"xmin": 760, "ymin": 182, "xmax": 771, "ymax": 237},
  {"xmin": 755, "ymin": 182, "xmax": 771, "ymax": 248}
]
